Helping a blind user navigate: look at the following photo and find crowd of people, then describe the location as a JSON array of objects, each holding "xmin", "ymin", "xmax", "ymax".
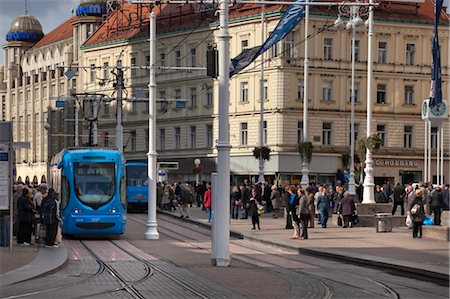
[
  {"xmin": 12, "ymin": 183, "xmax": 62, "ymax": 248},
  {"xmin": 158, "ymin": 178, "xmax": 449, "ymax": 241}
]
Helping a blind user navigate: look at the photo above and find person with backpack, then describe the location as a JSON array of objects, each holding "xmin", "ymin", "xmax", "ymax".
[
  {"xmin": 41, "ymin": 188, "xmax": 60, "ymax": 248},
  {"xmin": 33, "ymin": 184, "xmax": 47, "ymax": 242},
  {"xmin": 408, "ymin": 189, "xmax": 425, "ymax": 239}
]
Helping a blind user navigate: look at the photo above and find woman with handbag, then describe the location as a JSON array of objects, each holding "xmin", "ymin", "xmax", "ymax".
[
  {"xmin": 408, "ymin": 189, "xmax": 425, "ymax": 238},
  {"xmin": 249, "ymin": 188, "xmax": 261, "ymax": 230}
]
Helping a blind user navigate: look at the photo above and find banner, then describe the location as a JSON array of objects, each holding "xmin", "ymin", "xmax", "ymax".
[
  {"xmin": 429, "ymin": 0, "xmax": 444, "ymax": 108},
  {"xmin": 229, "ymin": 0, "xmax": 309, "ymax": 77}
]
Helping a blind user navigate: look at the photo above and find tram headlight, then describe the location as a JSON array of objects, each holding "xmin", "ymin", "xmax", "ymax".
[
  {"xmin": 108, "ymin": 207, "xmax": 117, "ymax": 213},
  {"xmin": 73, "ymin": 208, "xmax": 82, "ymax": 214}
]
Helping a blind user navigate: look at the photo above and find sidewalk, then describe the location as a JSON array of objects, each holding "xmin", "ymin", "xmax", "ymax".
[{"xmin": 161, "ymin": 206, "xmax": 449, "ymax": 282}]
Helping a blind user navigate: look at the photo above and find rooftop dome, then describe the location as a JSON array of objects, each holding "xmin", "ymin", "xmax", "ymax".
[{"xmin": 6, "ymin": 15, "xmax": 44, "ymax": 43}]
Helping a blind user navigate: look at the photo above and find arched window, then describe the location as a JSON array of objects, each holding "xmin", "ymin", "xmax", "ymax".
[
  {"xmin": 25, "ymin": 176, "xmax": 30, "ymax": 185},
  {"xmin": 17, "ymin": 176, "xmax": 23, "ymax": 184},
  {"xmin": 41, "ymin": 175, "xmax": 46, "ymax": 184},
  {"xmin": 32, "ymin": 176, "xmax": 38, "ymax": 185}
]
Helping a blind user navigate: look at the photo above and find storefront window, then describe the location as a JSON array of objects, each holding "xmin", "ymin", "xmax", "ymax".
[{"xmin": 399, "ymin": 171, "xmax": 422, "ymax": 186}]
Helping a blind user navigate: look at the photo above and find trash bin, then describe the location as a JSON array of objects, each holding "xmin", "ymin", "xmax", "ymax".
[
  {"xmin": 0, "ymin": 215, "xmax": 10, "ymax": 246},
  {"xmin": 375, "ymin": 213, "xmax": 392, "ymax": 232}
]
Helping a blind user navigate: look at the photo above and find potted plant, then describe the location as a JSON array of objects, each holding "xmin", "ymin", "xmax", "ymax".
[
  {"xmin": 341, "ymin": 151, "xmax": 351, "ymax": 169},
  {"xmin": 356, "ymin": 134, "xmax": 382, "ymax": 165},
  {"xmin": 253, "ymin": 146, "xmax": 271, "ymax": 161},
  {"xmin": 297, "ymin": 141, "xmax": 313, "ymax": 163}
]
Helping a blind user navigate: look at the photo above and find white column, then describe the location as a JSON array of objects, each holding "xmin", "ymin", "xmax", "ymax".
[
  {"xmin": 428, "ymin": 121, "xmax": 431, "ymax": 183},
  {"xmin": 258, "ymin": 5, "xmax": 265, "ymax": 184},
  {"xmin": 441, "ymin": 126, "xmax": 444, "ymax": 184},
  {"xmin": 424, "ymin": 121, "xmax": 428, "ymax": 182},
  {"xmin": 300, "ymin": 0, "xmax": 310, "ymax": 189},
  {"xmin": 145, "ymin": 11, "xmax": 159, "ymax": 240},
  {"xmin": 348, "ymin": 10, "xmax": 356, "ymax": 195},
  {"xmin": 213, "ymin": 0, "xmax": 230, "ymax": 267},
  {"xmin": 362, "ymin": 0, "xmax": 375, "ymax": 204}
]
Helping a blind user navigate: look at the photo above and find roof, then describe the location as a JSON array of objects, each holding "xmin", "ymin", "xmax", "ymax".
[
  {"xmin": 83, "ymin": 0, "xmax": 449, "ymax": 49},
  {"xmin": 32, "ymin": 16, "xmax": 77, "ymax": 49}
]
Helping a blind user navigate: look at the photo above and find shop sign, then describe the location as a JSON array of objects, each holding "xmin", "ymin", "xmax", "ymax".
[
  {"xmin": 375, "ymin": 159, "xmax": 418, "ymax": 168},
  {"xmin": 76, "ymin": 4, "xmax": 106, "ymax": 16}
]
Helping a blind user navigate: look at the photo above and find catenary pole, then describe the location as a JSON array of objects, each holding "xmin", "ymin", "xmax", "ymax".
[
  {"xmin": 258, "ymin": 5, "xmax": 265, "ymax": 184},
  {"xmin": 116, "ymin": 61, "xmax": 124, "ymax": 152},
  {"xmin": 145, "ymin": 11, "xmax": 159, "ymax": 240}
]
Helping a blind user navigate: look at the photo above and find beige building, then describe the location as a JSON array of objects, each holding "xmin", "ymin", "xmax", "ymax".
[{"xmin": 3, "ymin": 0, "xmax": 449, "ymax": 187}]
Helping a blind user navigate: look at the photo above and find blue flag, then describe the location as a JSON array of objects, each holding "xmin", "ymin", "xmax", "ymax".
[
  {"xmin": 229, "ymin": 0, "xmax": 309, "ymax": 77},
  {"xmin": 429, "ymin": 0, "xmax": 444, "ymax": 108}
]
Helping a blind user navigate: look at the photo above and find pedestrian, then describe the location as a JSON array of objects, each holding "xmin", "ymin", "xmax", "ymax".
[
  {"xmin": 283, "ymin": 185, "xmax": 293, "ymax": 229},
  {"xmin": 239, "ymin": 183, "xmax": 250, "ymax": 219},
  {"xmin": 392, "ymin": 182, "xmax": 406, "ymax": 215},
  {"xmin": 33, "ymin": 184, "xmax": 47, "ymax": 242},
  {"xmin": 317, "ymin": 187, "xmax": 331, "ymax": 228},
  {"xmin": 333, "ymin": 185, "xmax": 344, "ymax": 213},
  {"xmin": 442, "ymin": 184, "xmax": 449, "ymax": 211},
  {"xmin": 288, "ymin": 186, "xmax": 299, "ymax": 238},
  {"xmin": 408, "ymin": 189, "xmax": 425, "ymax": 238},
  {"xmin": 248, "ymin": 188, "xmax": 260, "ymax": 230},
  {"xmin": 230, "ymin": 184, "xmax": 241, "ymax": 220},
  {"xmin": 179, "ymin": 183, "xmax": 192, "ymax": 219},
  {"xmin": 17, "ymin": 188, "xmax": 34, "ymax": 246},
  {"xmin": 429, "ymin": 186, "xmax": 443, "ymax": 226},
  {"xmin": 13, "ymin": 184, "xmax": 24, "ymax": 237},
  {"xmin": 270, "ymin": 185, "xmax": 281, "ymax": 219},
  {"xmin": 297, "ymin": 188, "xmax": 309, "ymax": 240},
  {"xmin": 41, "ymin": 188, "xmax": 59, "ymax": 248},
  {"xmin": 204, "ymin": 184, "xmax": 212, "ymax": 222},
  {"xmin": 374, "ymin": 185, "xmax": 387, "ymax": 203},
  {"xmin": 338, "ymin": 192, "xmax": 356, "ymax": 228},
  {"xmin": 314, "ymin": 186, "xmax": 323, "ymax": 224},
  {"xmin": 305, "ymin": 186, "xmax": 315, "ymax": 228}
]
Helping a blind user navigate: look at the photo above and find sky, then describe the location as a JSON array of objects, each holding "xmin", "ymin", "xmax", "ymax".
[{"xmin": 0, "ymin": 0, "xmax": 79, "ymax": 64}]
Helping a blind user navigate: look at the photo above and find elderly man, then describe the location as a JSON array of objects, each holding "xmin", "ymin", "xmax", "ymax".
[{"xmin": 33, "ymin": 184, "xmax": 48, "ymax": 242}]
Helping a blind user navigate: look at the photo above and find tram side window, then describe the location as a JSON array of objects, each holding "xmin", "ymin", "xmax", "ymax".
[
  {"xmin": 61, "ymin": 176, "xmax": 69, "ymax": 210},
  {"xmin": 120, "ymin": 176, "xmax": 127, "ymax": 209}
]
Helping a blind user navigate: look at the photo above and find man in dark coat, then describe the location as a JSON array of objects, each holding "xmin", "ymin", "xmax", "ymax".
[
  {"xmin": 430, "ymin": 187, "xmax": 443, "ymax": 225},
  {"xmin": 392, "ymin": 182, "xmax": 406, "ymax": 215},
  {"xmin": 41, "ymin": 188, "xmax": 59, "ymax": 248}
]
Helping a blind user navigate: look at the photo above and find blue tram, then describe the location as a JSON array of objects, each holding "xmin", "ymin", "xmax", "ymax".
[
  {"xmin": 125, "ymin": 162, "xmax": 148, "ymax": 212},
  {"xmin": 50, "ymin": 148, "xmax": 127, "ymax": 235}
]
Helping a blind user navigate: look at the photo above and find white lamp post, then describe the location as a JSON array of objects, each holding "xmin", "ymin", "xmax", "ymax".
[
  {"xmin": 335, "ymin": 1, "xmax": 369, "ymax": 197},
  {"xmin": 194, "ymin": 158, "xmax": 201, "ymax": 185}
]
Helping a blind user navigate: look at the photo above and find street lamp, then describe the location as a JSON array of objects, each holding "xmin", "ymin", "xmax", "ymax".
[
  {"xmin": 194, "ymin": 158, "xmax": 201, "ymax": 185},
  {"xmin": 334, "ymin": 1, "xmax": 369, "ymax": 195}
]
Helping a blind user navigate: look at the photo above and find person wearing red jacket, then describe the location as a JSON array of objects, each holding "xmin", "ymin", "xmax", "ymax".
[{"xmin": 203, "ymin": 184, "xmax": 212, "ymax": 222}]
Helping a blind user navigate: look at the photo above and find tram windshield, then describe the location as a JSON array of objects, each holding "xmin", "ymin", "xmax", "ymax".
[
  {"xmin": 74, "ymin": 162, "xmax": 115, "ymax": 208},
  {"xmin": 126, "ymin": 165, "xmax": 147, "ymax": 187}
]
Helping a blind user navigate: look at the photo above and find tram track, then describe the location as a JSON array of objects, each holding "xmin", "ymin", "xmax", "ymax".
[{"xmin": 130, "ymin": 213, "xmax": 416, "ymax": 299}]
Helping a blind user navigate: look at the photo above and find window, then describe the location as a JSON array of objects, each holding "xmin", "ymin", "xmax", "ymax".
[
  {"xmin": 349, "ymin": 123, "xmax": 359, "ymax": 145},
  {"xmin": 159, "ymin": 128, "xmax": 165, "ymax": 150},
  {"xmin": 26, "ymin": 90, "xmax": 31, "ymax": 103},
  {"xmin": 104, "ymin": 102, "xmax": 110, "ymax": 115},
  {"xmin": 206, "ymin": 86, "xmax": 213, "ymax": 106},
  {"xmin": 240, "ymin": 82, "xmax": 249, "ymax": 102},
  {"xmin": 90, "ymin": 63, "xmax": 96, "ymax": 83},
  {"xmin": 322, "ymin": 122, "xmax": 332, "ymax": 145},
  {"xmin": 377, "ymin": 125, "xmax": 386, "ymax": 147},
  {"xmin": 431, "ymin": 127, "xmax": 438, "ymax": 149},
  {"xmin": 146, "ymin": 55, "xmax": 150, "ymax": 75},
  {"xmin": 103, "ymin": 62, "xmax": 109, "ymax": 80},
  {"xmin": 297, "ymin": 121, "xmax": 303, "ymax": 143},
  {"xmin": 159, "ymin": 91, "xmax": 166, "ymax": 112},
  {"xmin": 206, "ymin": 124, "xmax": 213, "ymax": 148},
  {"xmin": 159, "ymin": 53, "xmax": 165, "ymax": 73},
  {"xmin": 262, "ymin": 80, "xmax": 268, "ymax": 100},
  {"xmin": 12, "ymin": 93, "xmax": 16, "ymax": 105},
  {"xmin": 404, "ymin": 126, "xmax": 413, "ymax": 148},
  {"xmin": 349, "ymin": 82, "xmax": 360, "ymax": 103},
  {"xmin": 354, "ymin": 40, "xmax": 360, "ymax": 62},
  {"xmin": 50, "ymin": 85, "xmax": 55, "ymax": 97},
  {"xmin": 324, "ymin": 38, "xmax": 333, "ymax": 60},
  {"xmin": 322, "ymin": 80, "xmax": 333, "ymax": 102},
  {"xmin": 270, "ymin": 31, "xmax": 279, "ymax": 58},
  {"xmin": 240, "ymin": 122, "xmax": 248, "ymax": 145},
  {"xmin": 376, "ymin": 84, "xmax": 387, "ymax": 104},
  {"xmin": 145, "ymin": 129, "xmax": 149, "ymax": 151},
  {"xmin": 404, "ymin": 85, "xmax": 415, "ymax": 105},
  {"xmin": 190, "ymin": 87, "xmax": 197, "ymax": 107},
  {"xmin": 175, "ymin": 51, "xmax": 181, "ymax": 67},
  {"xmin": 130, "ymin": 130, "xmax": 136, "ymax": 151},
  {"xmin": 131, "ymin": 101, "xmax": 137, "ymax": 113},
  {"xmin": 190, "ymin": 126, "xmax": 196, "ymax": 148},
  {"xmin": 297, "ymin": 79, "xmax": 304, "ymax": 101},
  {"xmin": 175, "ymin": 127, "xmax": 181, "ymax": 149},
  {"xmin": 378, "ymin": 42, "xmax": 387, "ymax": 64},
  {"xmin": 175, "ymin": 89, "xmax": 181, "ymax": 100},
  {"xmin": 406, "ymin": 43, "xmax": 415, "ymax": 65},
  {"xmin": 130, "ymin": 57, "xmax": 137, "ymax": 77},
  {"xmin": 59, "ymin": 82, "xmax": 65, "ymax": 95},
  {"xmin": 190, "ymin": 48, "xmax": 196, "ymax": 67},
  {"xmin": 241, "ymin": 39, "xmax": 249, "ymax": 51},
  {"xmin": 103, "ymin": 132, "xmax": 109, "ymax": 147},
  {"xmin": 283, "ymin": 32, "xmax": 295, "ymax": 58}
]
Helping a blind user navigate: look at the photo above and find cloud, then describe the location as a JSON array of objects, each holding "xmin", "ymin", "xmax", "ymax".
[{"xmin": 0, "ymin": 0, "xmax": 79, "ymax": 64}]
